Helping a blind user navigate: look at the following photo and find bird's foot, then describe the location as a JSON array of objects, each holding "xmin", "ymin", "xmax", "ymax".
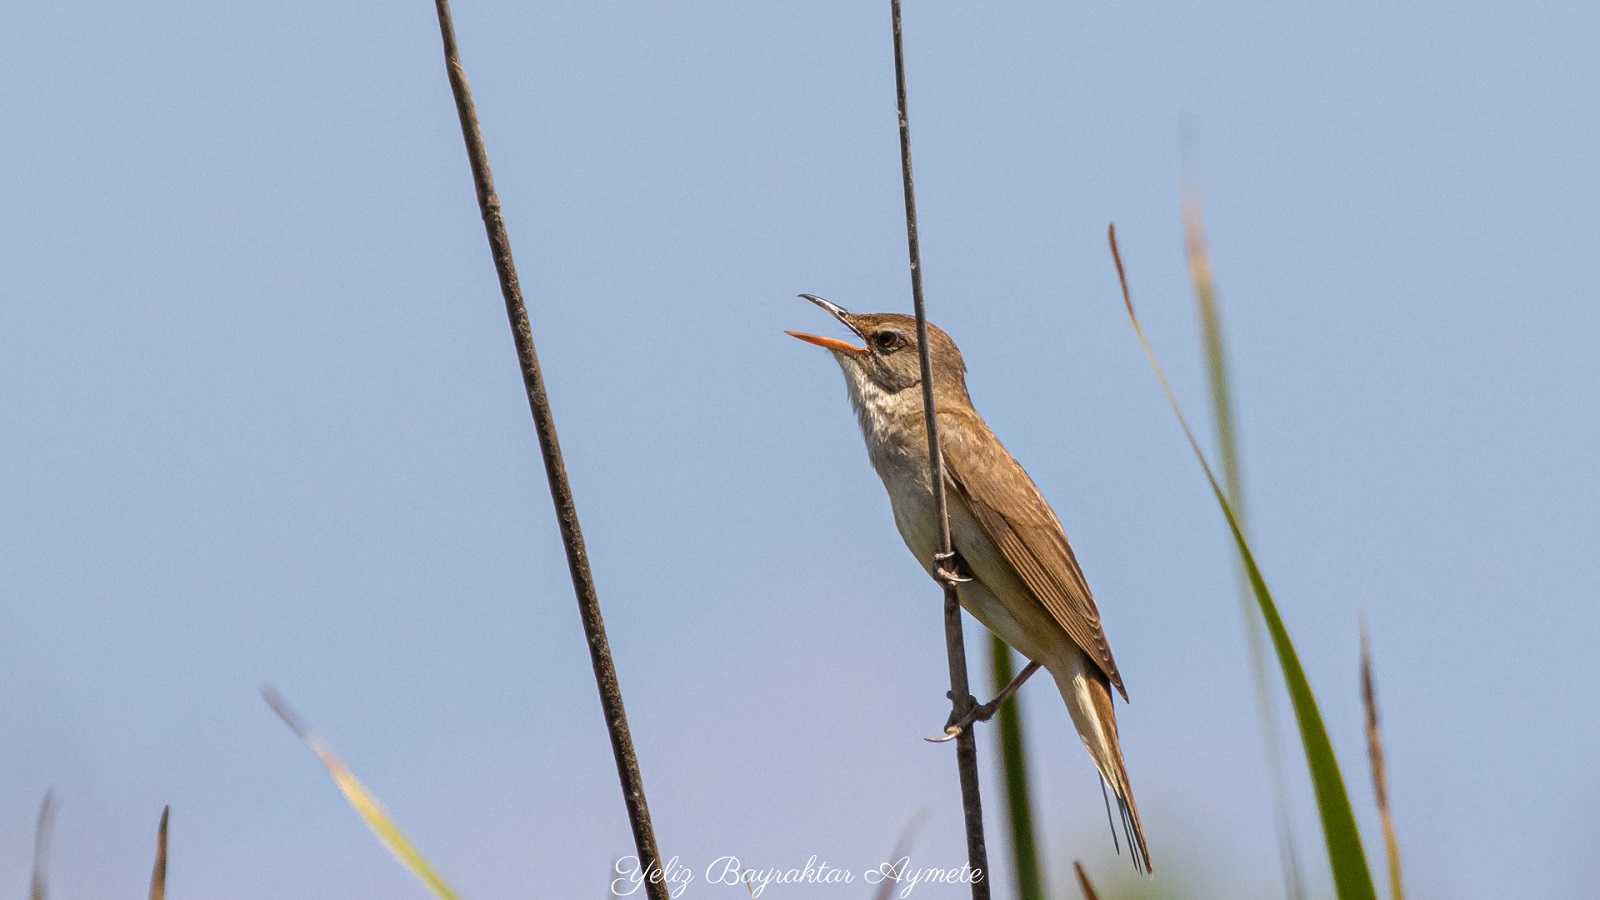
[
  {"xmin": 922, "ymin": 661, "xmax": 1043, "ymax": 743},
  {"xmin": 925, "ymin": 691, "xmax": 991, "ymax": 743},
  {"xmin": 932, "ymin": 550, "xmax": 971, "ymax": 587}
]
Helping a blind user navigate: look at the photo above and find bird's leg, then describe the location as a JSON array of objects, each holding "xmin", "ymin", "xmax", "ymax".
[
  {"xmin": 925, "ymin": 660, "xmax": 1044, "ymax": 743},
  {"xmin": 972, "ymin": 660, "xmax": 1042, "ymax": 721},
  {"xmin": 932, "ymin": 549, "xmax": 972, "ymax": 586}
]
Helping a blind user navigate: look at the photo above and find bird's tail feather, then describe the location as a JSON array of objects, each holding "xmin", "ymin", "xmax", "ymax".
[{"xmin": 1057, "ymin": 663, "xmax": 1152, "ymax": 874}]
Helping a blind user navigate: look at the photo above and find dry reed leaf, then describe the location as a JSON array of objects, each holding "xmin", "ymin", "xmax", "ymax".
[
  {"xmin": 1361, "ymin": 624, "xmax": 1405, "ymax": 900},
  {"xmin": 149, "ymin": 806, "xmax": 169, "ymax": 900},
  {"xmin": 1072, "ymin": 861, "xmax": 1102, "ymax": 900}
]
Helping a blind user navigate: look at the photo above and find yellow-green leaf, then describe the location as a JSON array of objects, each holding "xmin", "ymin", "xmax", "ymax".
[{"xmin": 264, "ymin": 688, "xmax": 462, "ymax": 900}]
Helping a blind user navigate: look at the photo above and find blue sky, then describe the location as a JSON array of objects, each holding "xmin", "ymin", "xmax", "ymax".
[{"xmin": 3, "ymin": 2, "xmax": 1597, "ymax": 898}]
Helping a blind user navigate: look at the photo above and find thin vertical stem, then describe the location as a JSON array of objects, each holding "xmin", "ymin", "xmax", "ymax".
[
  {"xmin": 889, "ymin": 2, "xmax": 991, "ymax": 896},
  {"xmin": 1362, "ymin": 625, "xmax": 1405, "ymax": 900},
  {"xmin": 430, "ymin": 5, "xmax": 666, "ymax": 897}
]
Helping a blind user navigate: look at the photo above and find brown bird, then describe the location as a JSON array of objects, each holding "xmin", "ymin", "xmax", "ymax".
[{"xmin": 788, "ymin": 294, "xmax": 1151, "ymax": 872}]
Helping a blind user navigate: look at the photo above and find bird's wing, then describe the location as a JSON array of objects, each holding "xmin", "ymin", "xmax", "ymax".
[{"xmin": 939, "ymin": 408, "xmax": 1126, "ymax": 699}]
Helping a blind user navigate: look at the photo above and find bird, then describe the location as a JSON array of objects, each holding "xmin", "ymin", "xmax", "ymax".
[{"xmin": 787, "ymin": 293, "xmax": 1151, "ymax": 872}]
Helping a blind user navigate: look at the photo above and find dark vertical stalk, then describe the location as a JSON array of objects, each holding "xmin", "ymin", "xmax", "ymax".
[
  {"xmin": 889, "ymin": 2, "xmax": 991, "ymax": 896},
  {"xmin": 430, "ymin": 5, "xmax": 666, "ymax": 897},
  {"xmin": 990, "ymin": 636, "xmax": 1044, "ymax": 900}
]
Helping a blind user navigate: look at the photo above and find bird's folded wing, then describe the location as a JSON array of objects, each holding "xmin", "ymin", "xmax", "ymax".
[{"xmin": 940, "ymin": 410, "xmax": 1126, "ymax": 699}]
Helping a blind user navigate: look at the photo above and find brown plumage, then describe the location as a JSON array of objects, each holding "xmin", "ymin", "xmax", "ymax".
[
  {"xmin": 941, "ymin": 406, "xmax": 1125, "ymax": 698},
  {"xmin": 790, "ymin": 295, "xmax": 1151, "ymax": 872}
]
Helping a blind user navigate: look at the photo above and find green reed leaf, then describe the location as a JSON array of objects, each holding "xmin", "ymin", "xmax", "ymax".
[
  {"xmin": 1185, "ymin": 188, "xmax": 1307, "ymax": 900},
  {"xmin": 1109, "ymin": 224, "xmax": 1377, "ymax": 900}
]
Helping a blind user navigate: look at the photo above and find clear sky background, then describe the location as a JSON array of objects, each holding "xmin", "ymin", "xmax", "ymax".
[{"xmin": 3, "ymin": 2, "xmax": 1597, "ymax": 898}]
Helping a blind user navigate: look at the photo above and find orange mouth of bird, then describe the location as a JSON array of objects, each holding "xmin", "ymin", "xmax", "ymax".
[{"xmin": 785, "ymin": 330, "xmax": 866, "ymax": 355}]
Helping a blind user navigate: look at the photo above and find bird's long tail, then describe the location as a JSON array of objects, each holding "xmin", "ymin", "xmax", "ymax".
[{"xmin": 1055, "ymin": 659, "xmax": 1152, "ymax": 874}]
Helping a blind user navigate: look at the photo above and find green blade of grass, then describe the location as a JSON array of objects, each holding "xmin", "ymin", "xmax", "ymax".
[
  {"xmin": 264, "ymin": 688, "xmax": 462, "ymax": 900},
  {"xmin": 1109, "ymin": 224, "xmax": 1377, "ymax": 900},
  {"xmin": 149, "ymin": 806, "xmax": 169, "ymax": 900},
  {"xmin": 1185, "ymin": 187, "xmax": 1307, "ymax": 900},
  {"xmin": 989, "ymin": 634, "xmax": 1044, "ymax": 900}
]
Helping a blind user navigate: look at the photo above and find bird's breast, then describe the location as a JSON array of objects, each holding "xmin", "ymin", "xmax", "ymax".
[{"xmin": 881, "ymin": 462, "xmax": 939, "ymax": 563}]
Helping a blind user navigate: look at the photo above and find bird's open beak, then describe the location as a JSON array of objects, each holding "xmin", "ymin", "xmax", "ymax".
[{"xmin": 786, "ymin": 293, "xmax": 867, "ymax": 356}]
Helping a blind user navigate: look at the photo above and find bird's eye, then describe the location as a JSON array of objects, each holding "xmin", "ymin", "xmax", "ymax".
[{"xmin": 874, "ymin": 331, "xmax": 901, "ymax": 352}]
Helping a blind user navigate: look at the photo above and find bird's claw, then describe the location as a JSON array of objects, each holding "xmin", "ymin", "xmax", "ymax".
[
  {"xmin": 932, "ymin": 550, "xmax": 971, "ymax": 586},
  {"xmin": 922, "ymin": 693, "xmax": 1000, "ymax": 743}
]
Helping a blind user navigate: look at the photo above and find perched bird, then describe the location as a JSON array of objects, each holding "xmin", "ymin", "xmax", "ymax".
[{"xmin": 788, "ymin": 294, "xmax": 1150, "ymax": 872}]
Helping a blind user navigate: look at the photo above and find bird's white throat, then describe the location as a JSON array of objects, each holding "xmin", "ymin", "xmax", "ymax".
[{"xmin": 835, "ymin": 357, "xmax": 929, "ymax": 486}]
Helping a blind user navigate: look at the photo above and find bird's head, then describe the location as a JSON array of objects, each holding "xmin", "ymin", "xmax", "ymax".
[{"xmin": 786, "ymin": 294, "xmax": 970, "ymax": 405}]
